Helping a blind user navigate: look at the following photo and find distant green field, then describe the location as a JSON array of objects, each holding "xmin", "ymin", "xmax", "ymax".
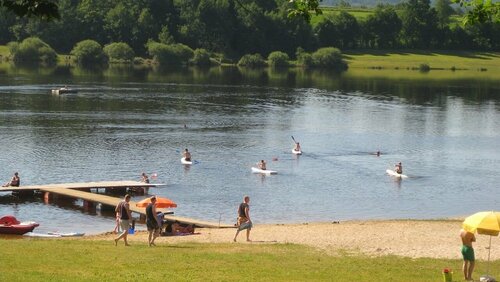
[
  {"xmin": 311, "ymin": 7, "xmax": 375, "ymax": 26},
  {"xmin": 0, "ymin": 239, "xmax": 498, "ymax": 281}
]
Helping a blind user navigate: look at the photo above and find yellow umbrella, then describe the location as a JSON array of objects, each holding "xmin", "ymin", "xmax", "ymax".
[
  {"xmin": 463, "ymin": 211, "xmax": 500, "ymax": 236},
  {"xmin": 462, "ymin": 211, "xmax": 500, "ymax": 276}
]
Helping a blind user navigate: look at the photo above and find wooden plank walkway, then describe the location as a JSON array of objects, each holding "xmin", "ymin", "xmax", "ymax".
[
  {"xmin": 38, "ymin": 185, "xmax": 234, "ymax": 228},
  {"xmin": 0, "ymin": 180, "xmax": 162, "ymax": 192}
]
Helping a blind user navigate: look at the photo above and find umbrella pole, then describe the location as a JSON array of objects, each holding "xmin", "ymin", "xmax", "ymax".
[{"xmin": 486, "ymin": 235, "xmax": 491, "ymax": 275}]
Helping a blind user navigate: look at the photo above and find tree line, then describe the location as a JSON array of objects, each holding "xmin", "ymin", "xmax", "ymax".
[{"xmin": 0, "ymin": 0, "xmax": 498, "ymax": 63}]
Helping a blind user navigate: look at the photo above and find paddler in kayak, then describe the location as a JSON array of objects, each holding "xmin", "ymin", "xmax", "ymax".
[
  {"xmin": 257, "ymin": 160, "xmax": 267, "ymax": 170},
  {"xmin": 395, "ymin": 162, "xmax": 403, "ymax": 174},
  {"xmin": 293, "ymin": 142, "xmax": 301, "ymax": 152},
  {"xmin": 183, "ymin": 149, "xmax": 192, "ymax": 161}
]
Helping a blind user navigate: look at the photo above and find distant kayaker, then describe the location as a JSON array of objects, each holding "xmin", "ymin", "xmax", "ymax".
[
  {"xmin": 183, "ymin": 149, "xmax": 191, "ymax": 161},
  {"xmin": 294, "ymin": 142, "xmax": 301, "ymax": 152},
  {"xmin": 258, "ymin": 160, "xmax": 266, "ymax": 170},
  {"xmin": 395, "ymin": 162, "xmax": 403, "ymax": 174},
  {"xmin": 376, "ymin": 151, "xmax": 381, "ymax": 157},
  {"xmin": 2, "ymin": 172, "xmax": 20, "ymax": 187}
]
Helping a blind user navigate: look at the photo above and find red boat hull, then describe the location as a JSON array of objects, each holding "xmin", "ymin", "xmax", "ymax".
[{"xmin": 0, "ymin": 215, "xmax": 39, "ymax": 235}]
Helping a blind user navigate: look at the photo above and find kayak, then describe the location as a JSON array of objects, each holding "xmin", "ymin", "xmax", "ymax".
[
  {"xmin": 386, "ymin": 169, "xmax": 408, "ymax": 179},
  {"xmin": 48, "ymin": 232, "xmax": 85, "ymax": 237},
  {"xmin": 251, "ymin": 167, "xmax": 277, "ymax": 175},
  {"xmin": 24, "ymin": 232, "xmax": 61, "ymax": 238},
  {"xmin": 181, "ymin": 157, "xmax": 193, "ymax": 165},
  {"xmin": 292, "ymin": 149, "xmax": 302, "ymax": 155}
]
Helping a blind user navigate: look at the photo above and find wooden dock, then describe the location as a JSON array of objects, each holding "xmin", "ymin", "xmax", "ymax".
[
  {"xmin": 1, "ymin": 180, "xmax": 234, "ymax": 228},
  {"xmin": 0, "ymin": 180, "xmax": 161, "ymax": 192}
]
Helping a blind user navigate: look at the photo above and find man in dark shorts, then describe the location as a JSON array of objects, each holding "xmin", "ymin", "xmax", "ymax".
[
  {"xmin": 146, "ymin": 196, "xmax": 161, "ymax": 246},
  {"xmin": 460, "ymin": 228, "xmax": 476, "ymax": 281},
  {"xmin": 233, "ymin": 196, "xmax": 252, "ymax": 242}
]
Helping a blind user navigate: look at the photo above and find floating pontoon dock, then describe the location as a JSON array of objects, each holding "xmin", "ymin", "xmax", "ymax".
[{"xmin": 0, "ymin": 181, "xmax": 234, "ymax": 228}]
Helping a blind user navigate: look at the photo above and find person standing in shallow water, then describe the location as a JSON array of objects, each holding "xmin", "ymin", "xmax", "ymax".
[
  {"xmin": 114, "ymin": 194, "xmax": 132, "ymax": 246},
  {"xmin": 233, "ymin": 196, "xmax": 252, "ymax": 242},
  {"xmin": 460, "ymin": 229, "xmax": 476, "ymax": 281}
]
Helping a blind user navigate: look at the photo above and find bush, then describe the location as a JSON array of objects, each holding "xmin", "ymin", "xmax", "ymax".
[
  {"xmin": 8, "ymin": 37, "xmax": 57, "ymax": 64},
  {"xmin": 103, "ymin": 42, "xmax": 134, "ymax": 63},
  {"xmin": 419, "ymin": 63, "xmax": 430, "ymax": 72},
  {"xmin": 311, "ymin": 47, "xmax": 348, "ymax": 70},
  {"xmin": 147, "ymin": 41, "xmax": 194, "ymax": 66},
  {"xmin": 71, "ymin": 40, "xmax": 107, "ymax": 65},
  {"xmin": 267, "ymin": 51, "xmax": 290, "ymax": 67},
  {"xmin": 237, "ymin": 53, "xmax": 266, "ymax": 67},
  {"xmin": 297, "ymin": 53, "xmax": 314, "ymax": 68},
  {"xmin": 191, "ymin": 48, "xmax": 211, "ymax": 66}
]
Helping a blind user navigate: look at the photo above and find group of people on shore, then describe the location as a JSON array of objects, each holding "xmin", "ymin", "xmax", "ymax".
[{"xmin": 112, "ymin": 193, "xmax": 252, "ymax": 246}]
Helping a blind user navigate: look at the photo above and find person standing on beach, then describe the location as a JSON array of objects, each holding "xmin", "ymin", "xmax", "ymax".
[
  {"xmin": 114, "ymin": 194, "xmax": 132, "ymax": 246},
  {"xmin": 233, "ymin": 196, "xmax": 252, "ymax": 242},
  {"xmin": 460, "ymin": 228, "xmax": 476, "ymax": 281},
  {"xmin": 146, "ymin": 196, "xmax": 162, "ymax": 246}
]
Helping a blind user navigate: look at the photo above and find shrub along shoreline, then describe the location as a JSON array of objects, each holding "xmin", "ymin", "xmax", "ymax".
[{"xmin": 1, "ymin": 41, "xmax": 499, "ymax": 74}]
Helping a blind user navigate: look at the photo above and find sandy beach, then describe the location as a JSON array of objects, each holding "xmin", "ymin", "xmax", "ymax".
[{"xmin": 86, "ymin": 220, "xmax": 500, "ymax": 260}]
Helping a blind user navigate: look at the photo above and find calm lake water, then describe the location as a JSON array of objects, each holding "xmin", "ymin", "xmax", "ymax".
[{"xmin": 1, "ymin": 65, "xmax": 499, "ymax": 234}]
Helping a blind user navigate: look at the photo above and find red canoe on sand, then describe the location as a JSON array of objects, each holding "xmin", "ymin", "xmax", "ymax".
[{"xmin": 0, "ymin": 215, "xmax": 40, "ymax": 235}]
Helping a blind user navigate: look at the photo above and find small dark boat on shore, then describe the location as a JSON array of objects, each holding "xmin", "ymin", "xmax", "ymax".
[{"xmin": 0, "ymin": 215, "xmax": 39, "ymax": 235}]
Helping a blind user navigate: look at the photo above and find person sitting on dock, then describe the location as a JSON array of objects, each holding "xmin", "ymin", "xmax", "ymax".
[
  {"xmin": 114, "ymin": 194, "xmax": 132, "ymax": 246},
  {"xmin": 146, "ymin": 196, "xmax": 162, "ymax": 246},
  {"xmin": 257, "ymin": 160, "xmax": 266, "ymax": 170},
  {"xmin": 141, "ymin": 172, "xmax": 150, "ymax": 184},
  {"xmin": 183, "ymin": 149, "xmax": 191, "ymax": 161},
  {"xmin": 2, "ymin": 172, "xmax": 20, "ymax": 187},
  {"xmin": 395, "ymin": 162, "xmax": 403, "ymax": 174}
]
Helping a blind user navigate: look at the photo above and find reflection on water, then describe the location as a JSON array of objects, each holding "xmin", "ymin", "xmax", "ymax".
[{"xmin": 0, "ymin": 65, "xmax": 499, "ymax": 234}]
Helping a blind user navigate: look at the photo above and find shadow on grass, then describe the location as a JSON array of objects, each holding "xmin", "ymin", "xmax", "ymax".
[{"xmin": 344, "ymin": 49, "xmax": 499, "ymax": 60}]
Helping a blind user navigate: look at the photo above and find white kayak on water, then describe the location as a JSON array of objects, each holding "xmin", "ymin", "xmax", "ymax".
[
  {"xmin": 251, "ymin": 167, "xmax": 277, "ymax": 175},
  {"xmin": 181, "ymin": 157, "xmax": 193, "ymax": 165},
  {"xmin": 292, "ymin": 149, "xmax": 302, "ymax": 155},
  {"xmin": 24, "ymin": 232, "xmax": 62, "ymax": 238},
  {"xmin": 386, "ymin": 169, "xmax": 408, "ymax": 179}
]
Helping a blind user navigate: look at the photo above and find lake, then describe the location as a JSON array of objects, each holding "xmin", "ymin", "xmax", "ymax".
[{"xmin": 1, "ymin": 64, "xmax": 499, "ymax": 234}]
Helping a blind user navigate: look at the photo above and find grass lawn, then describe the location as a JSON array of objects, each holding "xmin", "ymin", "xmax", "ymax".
[
  {"xmin": 344, "ymin": 50, "xmax": 500, "ymax": 77},
  {"xmin": 0, "ymin": 239, "xmax": 499, "ymax": 281},
  {"xmin": 311, "ymin": 7, "xmax": 375, "ymax": 26}
]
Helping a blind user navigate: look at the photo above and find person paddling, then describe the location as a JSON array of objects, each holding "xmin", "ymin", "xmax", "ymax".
[
  {"xmin": 293, "ymin": 142, "xmax": 301, "ymax": 152},
  {"xmin": 183, "ymin": 149, "xmax": 191, "ymax": 161},
  {"xmin": 395, "ymin": 162, "xmax": 403, "ymax": 174},
  {"xmin": 257, "ymin": 160, "xmax": 266, "ymax": 170}
]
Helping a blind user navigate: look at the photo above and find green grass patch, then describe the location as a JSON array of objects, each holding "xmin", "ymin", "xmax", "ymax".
[
  {"xmin": 0, "ymin": 239, "xmax": 498, "ymax": 281},
  {"xmin": 344, "ymin": 50, "xmax": 500, "ymax": 79},
  {"xmin": 311, "ymin": 7, "xmax": 375, "ymax": 26}
]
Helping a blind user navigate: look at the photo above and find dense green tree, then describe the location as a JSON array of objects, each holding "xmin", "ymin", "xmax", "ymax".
[
  {"xmin": 238, "ymin": 53, "xmax": 266, "ymax": 67},
  {"xmin": 8, "ymin": 36, "xmax": 57, "ymax": 64},
  {"xmin": 268, "ymin": 51, "xmax": 290, "ymax": 67},
  {"xmin": 363, "ymin": 5, "xmax": 402, "ymax": 48},
  {"xmin": 400, "ymin": 0, "xmax": 439, "ymax": 48},
  {"xmin": 71, "ymin": 39, "xmax": 107, "ymax": 65},
  {"xmin": 311, "ymin": 47, "xmax": 347, "ymax": 69},
  {"xmin": 435, "ymin": 0, "xmax": 454, "ymax": 27},
  {"xmin": 103, "ymin": 42, "xmax": 134, "ymax": 62},
  {"xmin": 0, "ymin": 0, "xmax": 59, "ymax": 19},
  {"xmin": 147, "ymin": 41, "xmax": 194, "ymax": 66}
]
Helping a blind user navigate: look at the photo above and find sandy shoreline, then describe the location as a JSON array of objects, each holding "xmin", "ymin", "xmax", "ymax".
[{"xmin": 84, "ymin": 220, "xmax": 500, "ymax": 260}]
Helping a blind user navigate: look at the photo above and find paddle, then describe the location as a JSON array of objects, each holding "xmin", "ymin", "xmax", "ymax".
[{"xmin": 291, "ymin": 135, "xmax": 297, "ymax": 144}]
